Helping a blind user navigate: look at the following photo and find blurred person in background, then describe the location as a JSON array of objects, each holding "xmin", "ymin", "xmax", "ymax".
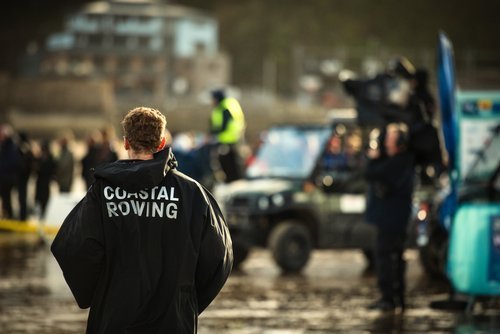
[
  {"xmin": 172, "ymin": 132, "xmax": 216, "ymax": 191},
  {"xmin": 0, "ymin": 124, "xmax": 20, "ymax": 219},
  {"xmin": 209, "ymin": 89, "xmax": 246, "ymax": 183},
  {"xmin": 344, "ymin": 133, "xmax": 363, "ymax": 170},
  {"xmin": 17, "ymin": 132, "xmax": 34, "ymax": 221},
  {"xmin": 51, "ymin": 107, "xmax": 232, "ymax": 333},
  {"xmin": 364, "ymin": 123, "xmax": 415, "ymax": 312},
  {"xmin": 81, "ymin": 130, "xmax": 102, "ymax": 190},
  {"xmin": 35, "ymin": 140, "xmax": 56, "ymax": 219},
  {"xmin": 388, "ymin": 58, "xmax": 442, "ymax": 175},
  {"xmin": 97, "ymin": 127, "xmax": 118, "ymax": 164},
  {"xmin": 81, "ymin": 128, "xmax": 118, "ymax": 189},
  {"xmin": 321, "ymin": 134, "xmax": 348, "ymax": 171},
  {"xmin": 55, "ymin": 134, "xmax": 75, "ymax": 193}
]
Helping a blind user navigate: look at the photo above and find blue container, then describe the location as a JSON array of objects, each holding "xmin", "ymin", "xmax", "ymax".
[{"xmin": 447, "ymin": 203, "xmax": 500, "ymax": 295}]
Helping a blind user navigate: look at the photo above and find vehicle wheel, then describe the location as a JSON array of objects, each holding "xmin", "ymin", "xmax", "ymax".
[
  {"xmin": 232, "ymin": 241, "xmax": 250, "ymax": 270},
  {"xmin": 362, "ymin": 248, "xmax": 375, "ymax": 272},
  {"xmin": 268, "ymin": 221, "xmax": 312, "ymax": 273},
  {"xmin": 419, "ymin": 225, "xmax": 449, "ymax": 281}
]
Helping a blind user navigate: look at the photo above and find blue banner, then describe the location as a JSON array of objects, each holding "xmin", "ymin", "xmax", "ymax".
[
  {"xmin": 437, "ymin": 32, "xmax": 459, "ymax": 231},
  {"xmin": 437, "ymin": 32, "xmax": 458, "ymax": 171}
]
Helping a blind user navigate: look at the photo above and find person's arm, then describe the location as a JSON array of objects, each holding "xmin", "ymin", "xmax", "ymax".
[
  {"xmin": 364, "ymin": 153, "xmax": 407, "ymax": 184},
  {"xmin": 211, "ymin": 108, "xmax": 232, "ymax": 135},
  {"xmin": 195, "ymin": 190, "xmax": 233, "ymax": 314},
  {"xmin": 365, "ymin": 152, "xmax": 414, "ymax": 194},
  {"xmin": 50, "ymin": 187, "xmax": 104, "ymax": 309},
  {"xmin": 363, "ymin": 148, "xmax": 386, "ymax": 181},
  {"xmin": 220, "ymin": 108, "xmax": 232, "ymax": 132}
]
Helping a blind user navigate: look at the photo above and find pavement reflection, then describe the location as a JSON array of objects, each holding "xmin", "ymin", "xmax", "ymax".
[{"xmin": 0, "ymin": 234, "xmax": 499, "ymax": 333}]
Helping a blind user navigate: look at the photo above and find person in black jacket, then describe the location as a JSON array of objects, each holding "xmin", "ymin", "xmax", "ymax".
[
  {"xmin": 0, "ymin": 124, "xmax": 21, "ymax": 219},
  {"xmin": 17, "ymin": 132, "xmax": 34, "ymax": 221},
  {"xmin": 35, "ymin": 140, "xmax": 56, "ymax": 219},
  {"xmin": 51, "ymin": 107, "xmax": 233, "ymax": 333},
  {"xmin": 364, "ymin": 123, "xmax": 415, "ymax": 312}
]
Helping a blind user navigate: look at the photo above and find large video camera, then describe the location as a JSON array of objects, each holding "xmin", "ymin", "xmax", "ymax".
[
  {"xmin": 340, "ymin": 58, "xmax": 443, "ymax": 167},
  {"xmin": 340, "ymin": 72, "xmax": 416, "ymax": 126}
]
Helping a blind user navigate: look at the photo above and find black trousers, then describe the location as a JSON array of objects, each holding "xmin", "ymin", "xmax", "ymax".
[
  {"xmin": 374, "ymin": 226, "xmax": 407, "ymax": 305},
  {"xmin": 17, "ymin": 176, "xmax": 29, "ymax": 220},
  {"xmin": 0, "ymin": 179, "xmax": 15, "ymax": 219},
  {"xmin": 216, "ymin": 144, "xmax": 243, "ymax": 183}
]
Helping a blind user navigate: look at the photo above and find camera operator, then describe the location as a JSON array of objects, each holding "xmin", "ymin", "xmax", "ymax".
[
  {"xmin": 387, "ymin": 58, "xmax": 443, "ymax": 171},
  {"xmin": 364, "ymin": 123, "xmax": 415, "ymax": 312}
]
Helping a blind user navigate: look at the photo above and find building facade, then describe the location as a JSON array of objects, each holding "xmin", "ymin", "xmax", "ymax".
[{"xmin": 41, "ymin": 0, "xmax": 229, "ymax": 103}]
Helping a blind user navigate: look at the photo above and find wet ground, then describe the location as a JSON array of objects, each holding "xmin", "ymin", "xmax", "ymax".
[{"xmin": 1, "ymin": 234, "xmax": 500, "ymax": 333}]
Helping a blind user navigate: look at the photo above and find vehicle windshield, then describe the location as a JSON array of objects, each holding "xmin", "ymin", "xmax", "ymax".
[
  {"xmin": 463, "ymin": 125, "xmax": 500, "ymax": 185},
  {"xmin": 246, "ymin": 126, "xmax": 331, "ymax": 179}
]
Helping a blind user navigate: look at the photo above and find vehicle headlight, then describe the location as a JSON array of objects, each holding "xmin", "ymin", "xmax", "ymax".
[
  {"xmin": 417, "ymin": 209, "xmax": 427, "ymax": 221},
  {"xmin": 271, "ymin": 194, "xmax": 285, "ymax": 207},
  {"xmin": 258, "ymin": 196, "xmax": 270, "ymax": 210},
  {"xmin": 322, "ymin": 175, "xmax": 334, "ymax": 187}
]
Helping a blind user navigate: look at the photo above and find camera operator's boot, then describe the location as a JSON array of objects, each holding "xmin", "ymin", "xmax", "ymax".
[
  {"xmin": 395, "ymin": 253, "xmax": 407, "ymax": 312},
  {"xmin": 367, "ymin": 298, "xmax": 396, "ymax": 312},
  {"xmin": 395, "ymin": 293, "xmax": 406, "ymax": 312}
]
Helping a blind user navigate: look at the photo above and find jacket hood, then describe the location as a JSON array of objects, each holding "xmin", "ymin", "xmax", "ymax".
[{"xmin": 94, "ymin": 147, "xmax": 178, "ymax": 192}]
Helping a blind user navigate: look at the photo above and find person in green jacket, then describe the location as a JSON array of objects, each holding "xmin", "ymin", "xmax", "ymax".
[{"xmin": 210, "ymin": 89, "xmax": 246, "ymax": 183}]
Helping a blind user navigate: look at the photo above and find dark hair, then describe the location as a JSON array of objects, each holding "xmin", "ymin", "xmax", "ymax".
[{"xmin": 211, "ymin": 89, "xmax": 226, "ymax": 103}]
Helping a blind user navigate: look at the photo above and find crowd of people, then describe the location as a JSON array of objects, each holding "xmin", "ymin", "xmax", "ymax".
[
  {"xmin": 0, "ymin": 124, "xmax": 120, "ymax": 221},
  {"xmin": 0, "ymin": 87, "xmax": 249, "ymax": 222}
]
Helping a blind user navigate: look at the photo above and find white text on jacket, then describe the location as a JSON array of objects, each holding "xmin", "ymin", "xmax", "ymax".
[{"xmin": 103, "ymin": 186, "xmax": 179, "ymax": 219}]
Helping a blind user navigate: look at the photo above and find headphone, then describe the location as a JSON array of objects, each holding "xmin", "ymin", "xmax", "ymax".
[
  {"xmin": 380, "ymin": 123, "xmax": 410, "ymax": 153},
  {"xmin": 393, "ymin": 123, "xmax": 410, "ymax": 150}
]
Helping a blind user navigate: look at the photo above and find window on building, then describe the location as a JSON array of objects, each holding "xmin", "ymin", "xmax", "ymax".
[
  {"xmin": 150, "ymin": 36, "xmax": 163, "ymax": 51},
  {"xmin": 118, "ymin": 57, "xmax": 130, "ymax": 72},
  {"xmin": 76, "ymin": 34, "xmax": 88, "ymax": 48},
  {"xmin": 88, "ymin": 34, "xmax": 103, "ymax": 48},
  {"xmin": 138, "ymin": 36, "xmax": 150, "ymax": 49},
  {"xmin": 102, "ymin": 35, "xmax": 113, "ymax": 49},
  {"xmin": 127, "ymin": 36, "xmax": 138, "ymax": 49},
  {"xmin": 114, "ymin": 35, "xmax": 127, "ymax": 48},
  {"xmin": 114, "ymin": 15, "xmax": 128, "ymax": 25}
]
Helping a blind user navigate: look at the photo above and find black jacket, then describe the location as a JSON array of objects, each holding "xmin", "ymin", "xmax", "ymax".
[
  {"xmin": 51, "ymin": 148, "xmax": 233, "ymax": 334},
  {"xmin": 364, "ymin": 151, "xmax": 415, "ymax": 232}
]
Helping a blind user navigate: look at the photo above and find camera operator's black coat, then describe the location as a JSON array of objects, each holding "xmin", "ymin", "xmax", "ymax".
[
  {"xmin": 51, "ymin": 148, "xmax": 233, "ymax": 334},
  {"xmin": 364, "ymin": 151, "xmax": 415, "ymax": 231}
]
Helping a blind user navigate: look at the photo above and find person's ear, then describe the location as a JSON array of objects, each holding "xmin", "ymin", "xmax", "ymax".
[
  {"xmin": 157, "ymin": 137, "xmax": 166, "ymax": 151},
  {"xmin": 124, "ymin": 137, "xmax": 130, "ymax": 150}
]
